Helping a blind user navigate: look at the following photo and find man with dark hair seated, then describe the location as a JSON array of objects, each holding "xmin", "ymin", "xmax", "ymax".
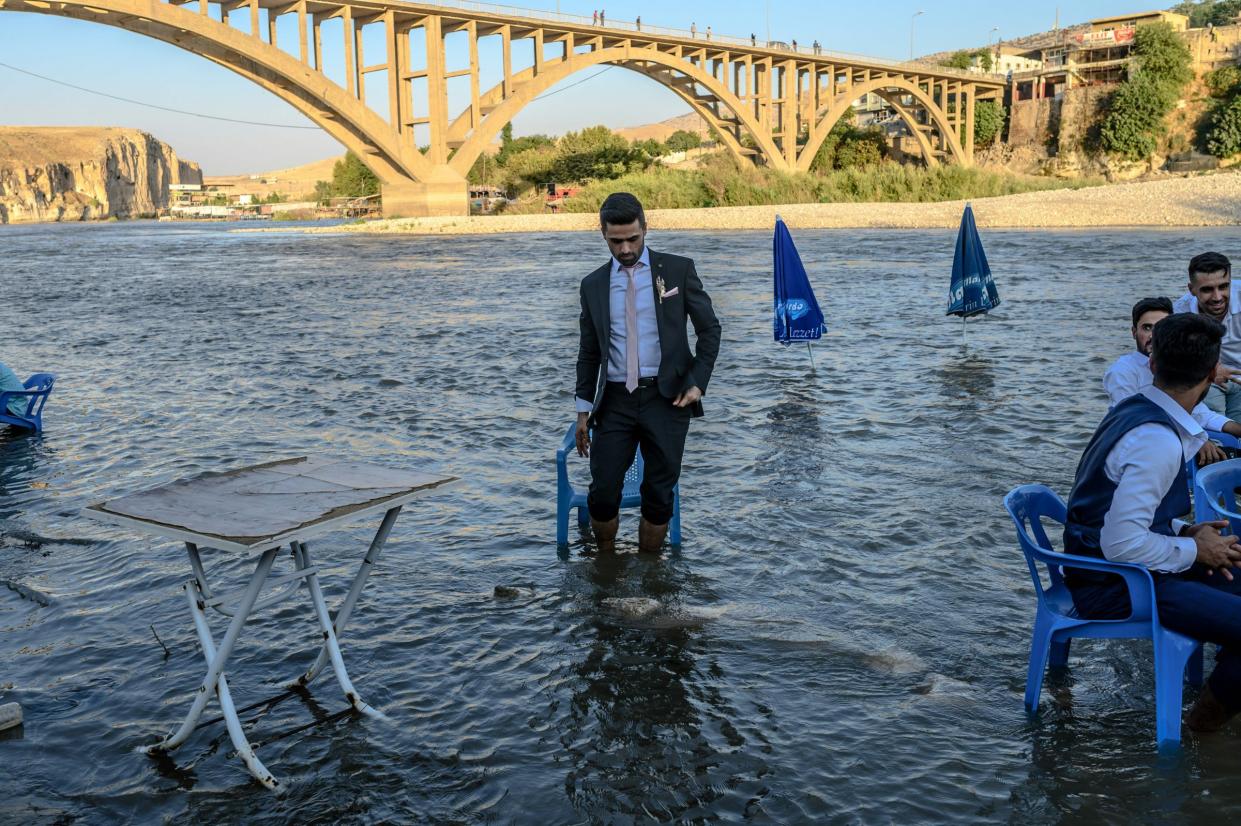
[
  {"xmin": 1175, "ymin": 251, "xmax": 1241, "ymax": 419},
  {"xmin": 1066, "ymin": 312, "xmax": 1241, "ymax": 731},
  {"xmin": 1105, "ymin": 296, "xmax": 1241, "ymax": 465}
]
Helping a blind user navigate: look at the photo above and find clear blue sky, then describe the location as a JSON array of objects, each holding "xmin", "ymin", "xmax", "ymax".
[{"xmin": 0, "ymin": 0, "xmax": 1150, "ymax": 174}]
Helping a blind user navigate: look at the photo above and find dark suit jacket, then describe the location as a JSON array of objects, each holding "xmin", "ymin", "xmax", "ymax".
[{"xmin": 576, "ymin": 249, "xmax": 722, "ymax": 424}]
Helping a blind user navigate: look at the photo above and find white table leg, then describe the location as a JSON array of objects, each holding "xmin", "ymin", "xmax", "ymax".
[
  {"xmin": 151, "ymin": 547, "xmax": 278, "ymax": 758},
  {"xmin": 292, "ymin": 540, "xmax": 387, "ymax": 720},
  {"xmin": 183, "ymin": 575, "xmax": 281, "ymax": 789},
  {"xmin": 292, "ymin": 507, "xmax": 400, "ymax": 688}
]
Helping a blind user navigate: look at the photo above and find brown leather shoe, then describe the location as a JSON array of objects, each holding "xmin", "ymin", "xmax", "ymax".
[{"xmin": 1187, "ymin": 685, "xmax": 1239, "ymax": 733}]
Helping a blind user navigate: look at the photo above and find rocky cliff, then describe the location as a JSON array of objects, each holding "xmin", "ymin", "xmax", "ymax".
[{"xmin": 0, "ymin": 127, "xmax": 202, "ymax": 223}]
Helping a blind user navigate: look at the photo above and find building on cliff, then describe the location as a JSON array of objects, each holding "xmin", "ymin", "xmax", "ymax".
[{"xmin": 0, "ymin": 127, "xmax": 202, "ymax": 224}]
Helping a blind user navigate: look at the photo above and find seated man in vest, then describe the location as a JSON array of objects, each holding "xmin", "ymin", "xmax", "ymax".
[
  {"xmin": 1104, "ymin": 296, "xmax": 1241, "ymax": 466},
  {"xmin": 1066, "ymin": 312, "xmax": 1241, "ymax": 731}
]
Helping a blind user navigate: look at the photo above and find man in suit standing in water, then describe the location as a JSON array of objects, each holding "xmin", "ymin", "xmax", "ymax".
[{"xmin": 574, "ymin": 193, "xmax": 722, "ymax": 555}]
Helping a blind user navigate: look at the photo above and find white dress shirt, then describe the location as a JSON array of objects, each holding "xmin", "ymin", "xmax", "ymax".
[
  {"xmin": 1098, "ymin": 386, "xmax": 1207, "ymax": 573},
  {"xmin": 1103, "ymin": 350, "xmax": 1229, "ymax": 431},
  {"xmin": 576, "ymin": 247, "xmax": 661, "ymax": 414},
  {"xmin": 1175, "ymin": 286, "xmax": 1241, "ymax": 369}
]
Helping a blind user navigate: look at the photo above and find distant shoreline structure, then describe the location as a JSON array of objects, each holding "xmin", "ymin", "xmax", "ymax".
[{"xmin": 240, "ymin": 172, "xmax": 1241, "ymax": 235}]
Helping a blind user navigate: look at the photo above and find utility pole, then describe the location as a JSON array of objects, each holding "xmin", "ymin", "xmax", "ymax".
[{"xmin": 910, "ymin": 10, "xmax": 924, "ymax": 61}]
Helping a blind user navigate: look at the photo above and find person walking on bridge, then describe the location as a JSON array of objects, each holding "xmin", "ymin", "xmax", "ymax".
[
  {"xmin": 690, "ymin": 22, "xmax": 697, "ymax": 39},
  {"xmin": 592, "ymin": 9, "xmax": 598, "ymax": 25},
  {"xmin": 574, "ymin": 193, "xmax": 721, "ymax": 555}
]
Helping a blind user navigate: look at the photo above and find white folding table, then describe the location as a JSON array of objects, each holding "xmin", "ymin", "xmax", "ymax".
[{"xmin": 82, "ymin": 456, "xmax": 456, "ymax": 789}]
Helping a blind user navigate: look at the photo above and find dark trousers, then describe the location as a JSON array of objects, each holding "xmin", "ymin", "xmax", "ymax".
[
  {"xmin": 1072, "ymin": 564, "xmax": 1241, "ymax": 710},
  {"xmin": 587, "ymin": 381, "xmax": 691, "ymax": 525}
]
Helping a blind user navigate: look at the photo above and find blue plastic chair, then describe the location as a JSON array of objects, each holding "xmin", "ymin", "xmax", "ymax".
[
  {"xmin": 1193, "ymin": 456, "xmax": 1241, "ymax": 532},
  {"xmin": 0, "ymin": 373, "xmax": 55, "ymax": 433},
  {"xmin": 1187, "ymin": 429, "xmax": 1240, "ymax": 500},
  {"xmin": 556, "ymin": 422, "xmax": 681, "ymax": 546},
  {"xmin": 1005, "ymin": 484, "xmax": 1203, "ymax": 746}
]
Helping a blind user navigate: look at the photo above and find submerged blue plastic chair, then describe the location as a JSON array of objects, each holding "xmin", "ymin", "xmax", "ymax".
[
  {"xmin": 556, "ymin": 422, "xmax": 681, "ymax": 546},
  {"xmin": 1005, "ymin": 484, "xmax": 1203, "ymax": 746},
  {"xmin": 0, "ymin": 373, "xmax": 55, "ymax": 433}
]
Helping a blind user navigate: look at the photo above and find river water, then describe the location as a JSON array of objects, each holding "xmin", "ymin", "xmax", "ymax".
[{"xmin": 2, "ymin": 221, "xmax": 1241, "ymax": 823}]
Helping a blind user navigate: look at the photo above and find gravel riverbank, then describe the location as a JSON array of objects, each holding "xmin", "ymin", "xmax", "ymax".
[{"xmin": 277, "ymin": 170, "xmax": 1241, "ymax": 235}]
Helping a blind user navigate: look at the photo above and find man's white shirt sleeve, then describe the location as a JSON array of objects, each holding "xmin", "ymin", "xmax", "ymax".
[
  {"xmin": 1103, "ymin": 358, "xmax": 1144, "ymax": 407},
  {"xmin": 1099, "ymin": 423, "xmax": 1197, "ymax": 573}
]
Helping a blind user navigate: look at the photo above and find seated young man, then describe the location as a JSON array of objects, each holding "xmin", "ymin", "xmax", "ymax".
[
  {"xmin": 1105, "ymin": 296, "xmax": 1241, "ymax": 465},
  {"xmin": 1066, "ymin": 312, "xmax": 1241, "ymax": 731}
]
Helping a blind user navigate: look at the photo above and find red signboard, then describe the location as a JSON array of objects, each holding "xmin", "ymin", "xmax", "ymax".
[{"xmin": 1074, "ymin": 26, "xmax": 1135, "ymax": 45}]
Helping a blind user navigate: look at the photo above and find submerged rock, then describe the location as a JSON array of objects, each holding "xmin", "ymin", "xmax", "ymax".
[
  {"xmin": 601, "ymin": 597, "xmax": 662, "ymax": 619},
  {"xmin": 493, "ymin": 585, "xmax": 533, "ymax": 599}
]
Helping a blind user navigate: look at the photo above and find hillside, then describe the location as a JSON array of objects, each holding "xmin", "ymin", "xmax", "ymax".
[{"xmin": 0, "ymin": 127, "xmax": 201, "ymax": 223}]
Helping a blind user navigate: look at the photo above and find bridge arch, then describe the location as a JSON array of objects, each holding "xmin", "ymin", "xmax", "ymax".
[
  {"xmin": 795, "ymin": 76, "xmax": 967, "ymax": 172},
  {"xmin": 1, "ymin": 0, "xmax": 1000, "ymax": 215},
  {"xmin": 445, "ymin": 47, "xmax": 786, "ymax": 179},
  {"xmin": 0, "ymin": 0, "xmax": 434, "ymax": 186}
]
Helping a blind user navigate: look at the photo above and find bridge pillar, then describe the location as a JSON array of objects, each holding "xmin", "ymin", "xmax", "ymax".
[{"xmin": 381, "ymin": 166, "xmax": 468, "ymax": 218}]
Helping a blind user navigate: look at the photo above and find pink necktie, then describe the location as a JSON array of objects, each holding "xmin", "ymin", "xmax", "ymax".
[{"xmin": 623, "ymin": 265, "xmax": 639, "ymax": 393}]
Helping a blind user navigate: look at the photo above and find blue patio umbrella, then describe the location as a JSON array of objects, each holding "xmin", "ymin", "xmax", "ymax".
[
  {"xmin": 773, "ymin": 215, "xmax": 826, "ymax": 369},
  {"xmin": 946, "ymin": 203, "xmax": 1000, "ymax": 347}
]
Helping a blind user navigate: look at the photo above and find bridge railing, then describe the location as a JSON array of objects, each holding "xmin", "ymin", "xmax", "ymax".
[{"xmin": 411, "ymin": 0, "xmax": 1004, "ymax": 83}]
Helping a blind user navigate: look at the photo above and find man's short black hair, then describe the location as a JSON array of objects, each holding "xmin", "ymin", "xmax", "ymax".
[
  {"xmin": 600, "ymin": 192, "xmax": 646, "ymax": 229},
  {"xmin": 1131, "ymin": 296, "xmax": 1173, "ymax": 328},
  {"xmin": 1189, "ymin": 251, "xmax": 1231, "ymax": 282},
  {"xmin": 1150, "ymin": 313, "xmax": 1225, "ymax": 390}
]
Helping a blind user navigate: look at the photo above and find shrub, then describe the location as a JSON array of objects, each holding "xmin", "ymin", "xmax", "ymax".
[
  {"xmin": 665, "ymin": 129, "xmax": 703, "ymax": 152},
  {"xmin": 974, "ymin": 101, "xmax": 1007, "ymax": 146},
  {"xmin": 1208, "ymin": 94, "xmax": 1241, "ymax": 156},
  {"xmin": 1206, "ymin": 65, "xmax": 1241, "ymax": 99},
  {"xmin": 1100, "ymin": 72, "xmax": 1175, "ymax": 159}
]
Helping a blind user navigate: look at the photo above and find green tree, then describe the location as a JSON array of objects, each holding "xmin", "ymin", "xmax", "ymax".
[
  {"xmin": 1131, "ymin": 21, "xmax": 1193, "ymax": 91},
  {"xmin": 331, "ymin": 151, "xmax": 380, "ymax": 197},
  {"xmin": 632, "ymin": 138, "xmax": 668, "ymax": 159},
  {"xmin": 495, "ymin": 132, "xmax": 555, "ymax": 166},
  {"xmin": 975, "ymin": 49, "xmax": 993, "ymax": 73},
  {"xmin": 499, "ymin": 146, "xmax": 557, "ymax": 191},
  {"xmin": 941, "ymin": 50, "xmax": 973, "ymax": 70},
  {"xmin": 551, "ymin": 125, "xmax": 644, "ymax": 182},
  {"xmin": 834, "ymin": 131, "xmax": 886, "ymax": 168},
  {"xmin": 1208, "ymin": 94, "xmax": 1241, "ymax": 156},
  {"xmin": 665, "ymin": 129, "xmax": 703, "ymax": 152},
  {"xmin": 1171, "ymin": 0, "xmax": 1241, "ymax": 28},
  {"xmin": 974, "ymin": 101, "xmax": 1007, "ymax": 146},
  {"xmin": 313, "ymin": 180, "xmax": 334, "ymax": 203},
  {"xmin": 1100, "ymin": 72, "xmax": 1176, "ymax": 159},
  {"xmin": 1097, "ymin": 22, "xmax": 1192, "ymax": 160}
]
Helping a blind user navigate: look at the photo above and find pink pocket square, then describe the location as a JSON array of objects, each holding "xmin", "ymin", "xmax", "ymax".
[{"xmin": 660, "ymin": 287, "xmax": 679, "ymax": 298}]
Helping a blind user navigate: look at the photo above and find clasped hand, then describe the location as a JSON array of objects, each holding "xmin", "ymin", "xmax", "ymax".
[{"xmin": 1187, "ymin": 520, "xmax": 1241, "ymax": 580}]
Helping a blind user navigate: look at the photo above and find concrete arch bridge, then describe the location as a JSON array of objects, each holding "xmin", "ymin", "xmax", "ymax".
[{"xmin": 0, "ymin": 0, "xmax": 1006, "ymax": 216}]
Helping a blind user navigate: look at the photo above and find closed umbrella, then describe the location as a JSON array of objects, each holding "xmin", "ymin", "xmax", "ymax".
[
  {"xmin": 946, "ymin": 203, "xmax": 1000, "ymax": 348},
  {"xmin": 773, "ymin": 216, "xmax": 826, "ymax": 370}
]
